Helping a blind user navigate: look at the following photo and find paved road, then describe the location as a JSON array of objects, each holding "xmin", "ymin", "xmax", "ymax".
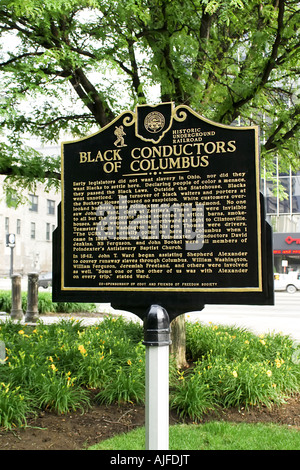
[
  {"xmin": 97, "ymin": 293, "xmax": 300, "ymax": 342},
  {"xmin": 113, "ymin": 292, "xmax": 300, "ymax": 341},
  {"xmin": 1, "ymin": 277, "xmax": 299, "ymax": 341},
  {"xmin": 185, "ymin": 292, "xmax": 300, "ymax": 341}
]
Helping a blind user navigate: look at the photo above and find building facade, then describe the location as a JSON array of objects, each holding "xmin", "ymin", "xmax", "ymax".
[
  {"xmin": 0, "ymin": 175, "xmax": 60, "ymax": 277},
  {"xmin": 263, "ymin": 161, "xmax": 300, "ymax": 274}
]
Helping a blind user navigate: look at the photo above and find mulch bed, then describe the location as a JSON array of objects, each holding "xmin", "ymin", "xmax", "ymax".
[{"xmin": 1, "ymin": 395, "xmax": 300, "ymax": 450}]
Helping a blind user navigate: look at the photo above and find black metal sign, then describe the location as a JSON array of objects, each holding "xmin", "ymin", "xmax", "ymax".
[{"xmin": 53, "ymin": 103, "xmax": 273, "ymax": 319}]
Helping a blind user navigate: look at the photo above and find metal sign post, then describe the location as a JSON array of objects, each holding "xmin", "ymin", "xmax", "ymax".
[
  {"xmin": 143, "ymin": 305, "xmax": 171, "ymax": 450},
  {"xmin": 6, "ymin": 233, "xmax": 15, "ymax": 277}
]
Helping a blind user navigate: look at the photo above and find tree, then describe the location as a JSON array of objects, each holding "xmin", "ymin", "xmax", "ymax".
[
  {"xmin": 0, "ymin": 0, "xmax": 299, "ymax": 198},
  {"xmin": 0, "ymin": 0, "xmax": 299, "ymax": 366}
]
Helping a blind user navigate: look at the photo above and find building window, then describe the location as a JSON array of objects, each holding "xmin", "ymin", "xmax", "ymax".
[
  {"xmin": 264, "ymin": 159, "xmax": 300, "ymax": 216},
  {"xmin": 31, "ymin": 222, "xmax": 36, "ymax": 239},
  {"xmin": 47, "ymin": 199, "xmax": 55, "ymax": 215},
  {"xmin": 5, "ymin": 217, "xmax": 9, "ymax": 234},
  {"xmin": 16, "ymin": 219, "xmax": 21, "ymax": 235},
  {"xmin": 29, "ymin": 194, "xmax": 38, "ymax": 212},
  {"xmin": 292, "ymin": 175, "xmax": 300, "ymax": 213},
  {"xmin": 278, "ymin": 177, "xmax": 290, "ymax": 214},
  {"xmin": 6, "ymin": 193, "xmax": 18, "ymax": 208},
  {"xmin": 265, "ymin": 181, "xmax": 277, "ymax": 214},
  {"xmin": 46, "ymin": 223, "xmax": 51, "ymax": 241}
]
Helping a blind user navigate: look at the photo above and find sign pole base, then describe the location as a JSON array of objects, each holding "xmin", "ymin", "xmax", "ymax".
[{"xmin": 143, "ymin": 305, "xmax": 171, "ymax": 451}]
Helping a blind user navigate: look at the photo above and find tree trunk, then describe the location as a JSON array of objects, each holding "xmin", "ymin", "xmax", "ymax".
[{"xmin": 170, "ymin": 315, "xmax": 188, "ymax": 369}]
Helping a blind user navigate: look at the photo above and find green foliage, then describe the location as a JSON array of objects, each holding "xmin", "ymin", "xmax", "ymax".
[
  {"xmin": 170, "ymin": 321, "xmax": 300, "ymax": 419},
  {"xmin": 95, "ymin": 342, "xmax": 145, "ymax": 405},
  {"xmin": 0, "ymin": 291, "xmax": 12, "ymax": 313},
  {"xmin": 0, "ymin": 0, "xmax": 299, "ymax": 194},
  {"xmin": 0, "ymin": 382, "xmax": 32, "ymax": 429},
  {"xmin": 170, "ymin": 369, "xmax": 215, "ymax": 421},
  {"xmin": 0, "ymin": 315, "xmax": 299, "ymax": 430},
  {"xmin": 0, "ymin": 315, "xmax": 144, "ymax": 428},
  {"xmin": 0, "ymin": 290, "xmax": 96, "ymax": 314},
  {"xmin": 35, "ymin": 368, "xmax": 90, "ymax": 414},
  {"xmin": 0, "ymin": 143, "xmax": 61, "ymax": 205}
]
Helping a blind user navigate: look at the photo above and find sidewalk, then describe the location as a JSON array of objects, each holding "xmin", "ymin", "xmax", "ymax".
[
  {"xmin": 1, "ymin": 293, "xmax": 300, "ymax": 341},
  {"xmin": 0, "ymin": 305, "xmax": 142, "ymax": 326}
]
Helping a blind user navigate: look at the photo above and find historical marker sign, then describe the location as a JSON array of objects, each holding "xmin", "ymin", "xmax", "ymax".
[{"xmin": 53, "ymin": 103, "xmax": 273, "ymax": 319}]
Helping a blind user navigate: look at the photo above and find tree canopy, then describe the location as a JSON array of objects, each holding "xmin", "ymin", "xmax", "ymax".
[{"xmin": 0, "ymin": 0, "xmax": 299, "ymax": 198}]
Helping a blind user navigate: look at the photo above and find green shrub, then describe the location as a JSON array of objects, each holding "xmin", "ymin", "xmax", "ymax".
[
  {"xmin": 34, "ymin": 368, "xmax": 90, "ymax": 414},
  {"xmin": 0, "ymin": 315, "xmax": 299, "ymax": 429},
  {"xmin": 173, "ymin": 321, "xmax": 300, "ymax": 419},
  {"xmin": 0, "ymin": 382, "xmax": 32, "ymax": 429},
  {"xmin": 0, "ymin": 290, "xmax": 96, "ymax": 314},
  {"xmin": 0, "ymin": 291, "xmax": 12, "ymax": 313},
  {"xmin": 170, "ymin": 369, "xmax": 216, "ymax": 421},
  {"xmin": 95, "ymin": 343, "xmax": 145, "ymax": 405},
  {"xmin": 186, "ymin": 321, "xmax": 262, "ymax": 362}
]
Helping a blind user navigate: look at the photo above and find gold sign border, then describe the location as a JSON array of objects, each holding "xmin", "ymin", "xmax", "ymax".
[{"xmin": 60, "ymin": 104, "xmax": 262, "ymax": 294}]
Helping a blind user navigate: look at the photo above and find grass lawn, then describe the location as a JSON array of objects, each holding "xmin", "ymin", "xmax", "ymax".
[
  {"xmin": 89, "ymin": 421, "xmax": 300, "ymax": 450},
  {"xmin": 1, "ymin": 314, "xmax": 300, "ymax": 450}
]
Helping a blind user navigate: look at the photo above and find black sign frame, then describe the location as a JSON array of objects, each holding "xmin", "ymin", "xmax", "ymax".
[{"xmin": 53, "ymin": 103, "xmax": 274, "ymax": 320}]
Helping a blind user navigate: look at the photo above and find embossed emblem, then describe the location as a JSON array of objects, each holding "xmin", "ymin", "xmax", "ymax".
[{"xmin": 144, "ymin": 111, "xmax": 165, "ymax": 133}]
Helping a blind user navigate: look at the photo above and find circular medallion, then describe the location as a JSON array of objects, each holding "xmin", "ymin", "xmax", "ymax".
[{"xmin": 144, "ymin": 112, "xmax": 165, "ymax": 133}]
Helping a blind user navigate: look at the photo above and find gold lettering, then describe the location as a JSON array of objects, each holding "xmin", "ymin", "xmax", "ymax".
[
  {"xmin": 95, "ymin": 150, "xmax": 104, "ymax": 161},
  {"xmin": 216, "ymin": 141, "xmax": 226, "ymax": 153},
  {"xmin": 183, "ymin": 144, "xmax": 193, "ymax": 155},
  {"xmin": 113, "ymin": 149, "xmax": 122, "ymax": 160},
  {"xmin": 181, "ymin": 156, "xmax": 190, "ymax": 168},
  {"xmin": 131, "ymin": 148, "xmax": 140, "ymax": 159},
  {"xmin": 227, "ymin": 140, "xmax": 236, "ymax": 152},
  {"xmin": 141, "ymin": 147, "xmax": 152, "ymax": 158},
  {"xmin": 87, "ymin": 152, "xmax": 94, "ymax": 162},
  {"xmin": 163, "ymin": 146, "xmax": 173, "ymax": 157},
  {"xmin": 200, "ymin": 155, "xmax": 209, "ymax": 167},
  {"xmin": 104, "ymin": 150, "xmax": 112, "ymax": 160},
  {"xmin": 79, "ymin": 152, "xmax": 87, "ymax": 163},
  {"xmin": 103, "ymin": 161, "xmax": 122, "ymax": 173},
  {"xmin": 204, "ymin": 142, "xmax": 216, "ymax": 154}
]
